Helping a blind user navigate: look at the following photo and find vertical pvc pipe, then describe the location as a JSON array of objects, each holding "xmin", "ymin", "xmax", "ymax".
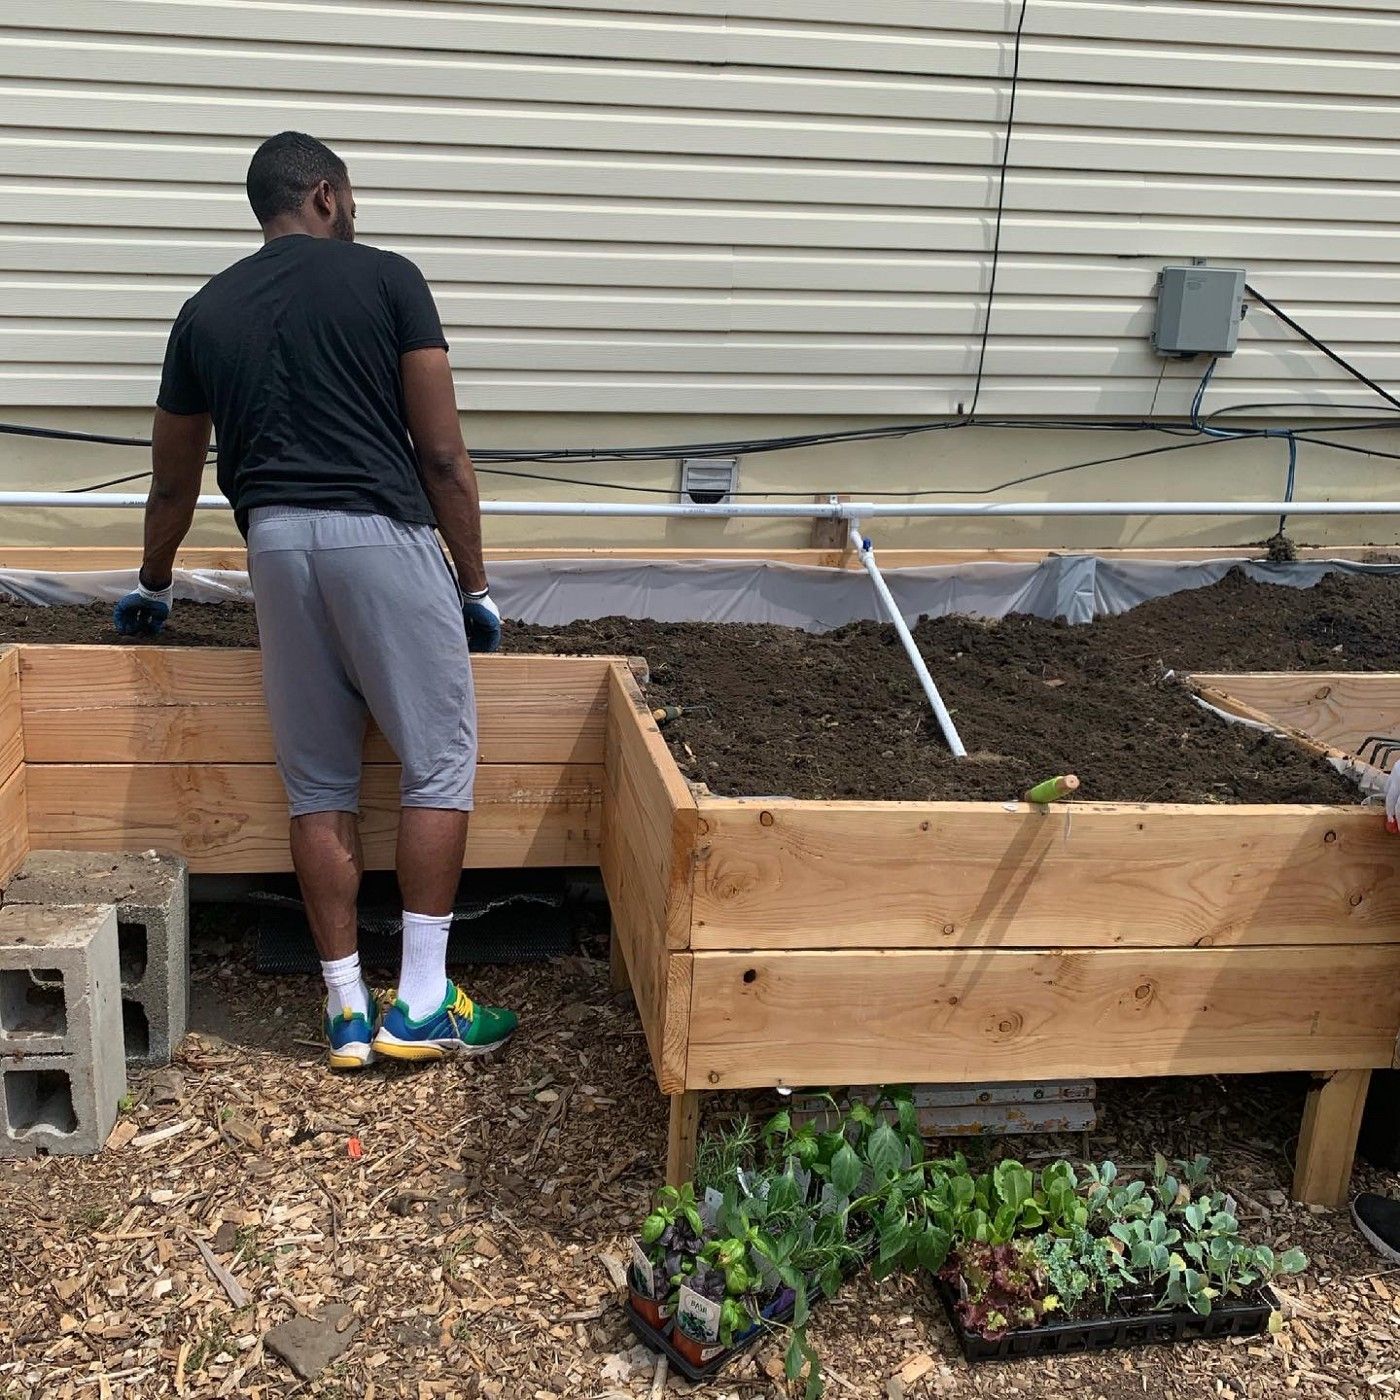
[{"xmin": 848, "ymin": 523, "xmax": 967, "ymax": 759}]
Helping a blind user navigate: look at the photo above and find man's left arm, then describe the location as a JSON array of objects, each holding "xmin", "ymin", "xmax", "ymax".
[{"xmin": 114, "ymin": 408, "xmax": 212, "ymax": 636}]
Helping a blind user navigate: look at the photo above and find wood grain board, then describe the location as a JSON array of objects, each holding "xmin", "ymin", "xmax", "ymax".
[
  {"xmin": 26, "ymin": 762, "xmax": 602, "ymax": 872},
  {"xmin": 1196, "ymin": 672, "xmax": 1400, "ymax": 759},
  {"xmin": 1294, "ymin": 1069, "xmax": 1372, "ymax": 1209},
  {"xmin": 0, "ymin": 648, "xmax": 26, "ymax": 882},
  {"xmin": 599, "ymin": 665, "xmax": 697, "ymax": 1092},
  {"xmin": 3, "ymin": 545, "xmax": 1395, "ymax": 572},
  {"xmin": 18, "ymin": 647, "xmax": 614, "ymax": 766},
  {"xmin": 691, "ymin": 798, "xmax": 1400, "ymax": 950},
  {"xmin": 0, "ymin": 763, "xmax": 28, "ymax": 885},
  {"xmin": 685, "ymin": 946, "xmax": 1400, "ymax": 1090},
  {"xmin": 0, "ymin": 649, "xmax": 21, "ymax": 785}
]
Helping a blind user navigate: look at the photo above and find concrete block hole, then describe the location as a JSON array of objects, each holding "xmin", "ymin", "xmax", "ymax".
[
  {"xmin": 4, "ymin": 1067, "xmax": 77, "ymax": 1134},
  {"xmin": 0, "ymin": 967, "xmax": 66, "ymax": 1037},
  {"xmin": 118, "ymin": 922, "xmax": 147, "ymax": 986},
  {"xmin": 122, "ymin": 1000, "xmax": 150, "ymax": 1060}
]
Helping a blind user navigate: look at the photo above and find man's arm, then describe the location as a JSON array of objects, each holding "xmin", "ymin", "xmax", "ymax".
[
  {"xmin": 401, "ymin": 346, "xmax": 488, "ymax": 595},
  {"xmin": 141, "ymin": 408, "xmax": 213, "ymax": 589},
  {"xmin": 113, "ymin": 408, "xmax": 212, "ymax": 636}
]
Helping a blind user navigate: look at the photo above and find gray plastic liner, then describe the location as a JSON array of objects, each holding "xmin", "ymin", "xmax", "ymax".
[{"xmin": 3, "ymin": 554, "xmax": 1400, "ymax": 629}]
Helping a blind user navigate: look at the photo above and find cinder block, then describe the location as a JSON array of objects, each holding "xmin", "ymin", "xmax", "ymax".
[
  {"xmin": 0, "ymin": 903, "xmax": 126, "ymax": 1156},
  {"xmin": 6, "ymin": 851, "xmax": 189, "ymax": 1066}
]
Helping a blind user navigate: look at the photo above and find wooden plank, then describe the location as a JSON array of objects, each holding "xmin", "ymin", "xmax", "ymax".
[
  {"xmin": 1294, "ymin": 1069, "xmax": 1372, "ymax": 1208},
  {"xmin": 0, "ymin": 546, "xmax": 249, "ymax": 571},
  {"xmin": 691, "ymin": 799, "xmax": 1400, "ymax": 950},
  {"xmin": 665, "ymin": 1092, "xmax": 702, "ymax": 1189},
  {"xmin": 18, "ymin": 648, "xmax": 613, "ymax": 766},
  {"xmin": 607, "ymin": 666, "xmax": 697, "ymax": 951},
  {"xmin": 662, "ymin": 952, "xmax": 694, "ymax": 1097},
  {"xmin": 599, "ymin": 665, "xmax": 697, "ymax": 1092},
  {"xmin": 0, "ymin": 762, "xmax": 27, "ymax": 885},
  {"xmin": 24, "ymin": 763, "xmax": 601, "ymax": 873},
  {"xmin": 685, "ymin": 946, "xmax": 1400, "ymax": 1090},
  {"xmin": 3, "ymin": 545, "xmax": 1397, "ymax": 574},
  {"xmin": 1189, "ymin": 682, "xmax": 1352, "ymax": 765},
  {"xmin": 0, "ymin": 648, "xmax": 21, "ymax": 783},
  {"xmin": 600, "ymin": 789, "xmax": 669, "ymax": 1081},
  {"xmin": 1195, "ymin": 673, "xmax": 1400, "ymax": 759},
  {"xmin": 608, "ymin": 918, "xmax": 631, "ymax": 997}
]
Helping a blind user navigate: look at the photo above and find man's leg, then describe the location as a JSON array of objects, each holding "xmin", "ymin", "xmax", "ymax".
[
  {"xmin": 247, "ymin": 508, "xmax": 375, "ymax": 1065},
  {"xmin": 292, "ymin": 810, "xmax": 364, "ymax": 957},
  {"xmin": 394, "ymin": 808, "xmax": 469, "ymax": 1018},
  {"xmin": 291, "ymin": 811, "xmax": 373, "ymax": 1026},
  {"xmin": 308, "ymin": 515, "xmax": 516, "ymax": 1060}
]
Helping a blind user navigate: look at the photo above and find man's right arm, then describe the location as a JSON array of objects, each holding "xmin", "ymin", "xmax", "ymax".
[{"xmin": 401, "ymin": 345, "xmax": 488, "ymax": 596}]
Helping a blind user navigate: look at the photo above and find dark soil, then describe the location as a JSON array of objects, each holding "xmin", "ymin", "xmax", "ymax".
[{"xmin": 6, "ymin": 570, "xmax": 1398, "ymax": 804}]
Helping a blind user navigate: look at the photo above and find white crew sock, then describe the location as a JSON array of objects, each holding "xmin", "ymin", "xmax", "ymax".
[
  {"xmin": 321, "ymin": 952, "xmax": 372, "ymax": 1021},
  {"xmin": 399, "ymin": 911, "xmax": 453, "ymax": 1020}
]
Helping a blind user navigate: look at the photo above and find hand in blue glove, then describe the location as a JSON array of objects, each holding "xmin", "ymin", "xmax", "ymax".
[
  {"xmin": 113, "ymin": 574, "xmax": 174, "ymax": 637},
  {"xmin": 463, "ymin": 588, "xmax": 502, "ymax": 653}
]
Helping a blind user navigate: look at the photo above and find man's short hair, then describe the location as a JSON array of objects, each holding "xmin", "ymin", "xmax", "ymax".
[{"xmin": 246, "ymin": 132, "xmax": 348, "ymax": 224}]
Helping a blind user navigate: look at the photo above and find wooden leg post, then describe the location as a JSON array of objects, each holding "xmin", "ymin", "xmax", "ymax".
[
  {"xmin": 608, "ymin": 920, "xmax": 631, "ymax": 996},
  {"xmin": 666, "ymin": 1091, "xmax": 701, "ymax": 1187},
  {"xmin": 1293, "ymin": 1069, "xmax": 1372, "ymax": 1208}
]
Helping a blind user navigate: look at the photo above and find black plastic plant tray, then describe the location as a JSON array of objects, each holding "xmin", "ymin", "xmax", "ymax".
[
  {"xmin": 932, "ymin": 1277, "xmax": 1278, "ymax": 1363},
  {"xmin": 625, "ymin": 1294, "xmax": 795, "ymax": 1383}
]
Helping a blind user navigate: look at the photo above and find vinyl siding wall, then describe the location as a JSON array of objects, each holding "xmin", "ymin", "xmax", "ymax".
[{"xmin": 0, "ymin": 0, "xmax": 1397, "ymax": 549}]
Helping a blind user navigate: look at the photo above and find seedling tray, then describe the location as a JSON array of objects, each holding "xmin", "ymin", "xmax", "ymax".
[
  {"xmin": 932, "ymin": 1277, "xmax": 1278, "ymax": 1362},
  {"xmin": 625, "ymin": 1294, "xmax": 795, "ymax": 1383}
]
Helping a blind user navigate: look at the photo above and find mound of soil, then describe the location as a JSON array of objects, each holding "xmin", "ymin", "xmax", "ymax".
[{"xmin": 3, "ymin": 570, "xmax": 1395, "ymax": 804}]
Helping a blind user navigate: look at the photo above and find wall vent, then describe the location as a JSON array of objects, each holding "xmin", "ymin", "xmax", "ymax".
[{"xmin": 679, "ymin": 457, "xmax": 739, "ymax": 505}]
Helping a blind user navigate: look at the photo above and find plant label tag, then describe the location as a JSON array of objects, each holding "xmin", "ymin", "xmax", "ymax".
[
  {"xmin": 737, "ymin": 1167, "xmax": 755, "ymax": 1198},
  {"xmin": 701, "ymin": 1187, "xmax": 724, "ymax": 1227},
  {"xmin": 677, "ymin": 1282, "xmax": 722, "ymax": 1344},
  {"xmin": 629, "ymin": 1237, "xmax": 658, "ymax": 1300}
]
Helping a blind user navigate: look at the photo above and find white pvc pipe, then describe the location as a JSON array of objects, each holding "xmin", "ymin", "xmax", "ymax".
[
  {"xmin": 8, "ymin": 493, "xmax": 1400, "ymax": 519},
  {"xmin": 848, "ymin": 522, "xmax": 967, "ymax": 759}
]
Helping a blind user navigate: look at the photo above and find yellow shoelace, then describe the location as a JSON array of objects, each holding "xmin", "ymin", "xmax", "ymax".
[
  {"xmin": 447, "ymin": 986, "xmax": 476, "ymax": 1026},
  {"xmin": 382, "ymin": 986, "xmax": 474, "ymax": 1023}
]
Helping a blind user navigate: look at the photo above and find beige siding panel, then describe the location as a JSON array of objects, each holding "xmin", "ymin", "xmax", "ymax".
[
  {"xmin": 1, "ymin": 2, "xmax": 1398, "ymax": 418},
  {"xmin": 12, "ymin": 5, "xmax": 1400, "ymax": 95}
]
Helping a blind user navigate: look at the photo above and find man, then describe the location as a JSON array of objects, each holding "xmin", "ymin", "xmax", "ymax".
[{"xmin": 114, "ymin": 131, "xmax": 516, "ymax": 1070}]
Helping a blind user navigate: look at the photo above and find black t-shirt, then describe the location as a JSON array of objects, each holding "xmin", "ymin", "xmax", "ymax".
[{"xmin": 157, "ymin": 235, "xmax": 448, "ymax": 534}]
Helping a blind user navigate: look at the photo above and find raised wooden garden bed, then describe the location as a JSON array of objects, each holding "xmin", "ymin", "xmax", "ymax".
[
  {"xmin": 0, "ymin": 645, "xmax": 618, "ymax": 875},
  {"xmin": 603, "ymin": 667, "xmax": 1400, "ymax": 1209},
  {"xmin": 0, "ymin": 639, "xmax": 1396, "ymax": 1208}
]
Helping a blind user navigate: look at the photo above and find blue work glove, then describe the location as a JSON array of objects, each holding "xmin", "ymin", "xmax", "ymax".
[
  {"xmin": 113, "ymin": 574, "xmax": 174, "ymax": 637},
  {"xmin": 462, "ymin": 588, "xmax": 502, "ymax": 653}
]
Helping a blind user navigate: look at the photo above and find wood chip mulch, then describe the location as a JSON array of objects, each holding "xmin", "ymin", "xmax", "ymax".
[{"xmin": 1, "ymin": 911, "xmax": 1397, "ymax": 1400}]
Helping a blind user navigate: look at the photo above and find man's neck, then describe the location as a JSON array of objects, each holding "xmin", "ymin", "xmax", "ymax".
[{"xmin": 261, "ymin": 218, "xmax": 322, "ymax": 244}]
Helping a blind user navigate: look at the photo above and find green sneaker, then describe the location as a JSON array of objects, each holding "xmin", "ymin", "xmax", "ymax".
[
  {"xmin": 324, "ymin": 998, "xmax": 380, "ymax": 1071},
  {"xmin": 372, "ymin": 982, "xmax": 517, "ymax": 1062}
]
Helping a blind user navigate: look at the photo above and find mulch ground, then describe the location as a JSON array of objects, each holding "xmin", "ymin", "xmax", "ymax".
[
  {"xmin": 3, "ymin": 570, "xmax": 1398, "ymax": 803},
  {"xmin": 1, "ymin": 906, "xmax": 1397, "ymax": 1400}
]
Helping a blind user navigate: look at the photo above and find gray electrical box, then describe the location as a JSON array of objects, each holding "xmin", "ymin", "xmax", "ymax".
[{"xmin": 1153, "ymin": 264, "xmax": 1245, "ymax": 356}]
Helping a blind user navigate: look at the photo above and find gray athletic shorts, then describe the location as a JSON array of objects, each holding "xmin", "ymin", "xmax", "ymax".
[{"xmin": 245, "ymin": 506, "xmax": 477, "ymax": 818}]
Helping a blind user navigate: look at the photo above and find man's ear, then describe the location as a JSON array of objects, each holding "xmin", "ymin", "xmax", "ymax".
[{"xmin": 310, "ymin": 179, "xmax": 336, "ymax": 221}]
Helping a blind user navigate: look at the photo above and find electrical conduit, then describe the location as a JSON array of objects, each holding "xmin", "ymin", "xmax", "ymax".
[
  {"xmin": 6, "ymin": 494, "xmax": 1400, "ymax": 518},
  {"xmin": 847, "ymin": 522, "xmax": 967, "ymax": 759}
]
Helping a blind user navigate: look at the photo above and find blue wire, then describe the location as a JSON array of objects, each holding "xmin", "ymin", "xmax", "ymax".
[{"xmin": 1190, "ymin": 357, "xmax": 1298, "ymax": 537}]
